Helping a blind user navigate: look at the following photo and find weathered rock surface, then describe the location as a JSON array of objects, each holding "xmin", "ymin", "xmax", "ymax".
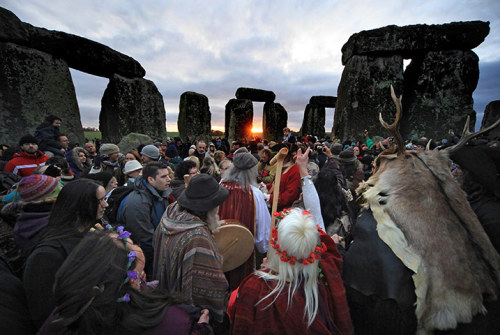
[
  {"xmin": 334, "ymin": 55, "xmax": 404, "ymax": 141},
  {"xmin": 0, "ymin": 42, "xmax": 84, "ymax": 146},
  {"xmin": 100, "ymin": 74, "xmax": 166, "ymax": 143},
  {"xmin": 263, "ymin": 102, "xmax": 288, "ymax": 141},
  {"xmin": 0, "ymin": 7, "xmax": 145, "ymax": 79},
  {"xmin": 117, "ymin": 133, "xmax": 153, "ymax": 154},
  {"xmin": 0, "ymin": 7, "xmax": 28, "ymax": 43},
  {"xmin": 309, "ymin": 96, "xmax": 337, "ymax": 108},
  {"xmin": 300, "ymin": 104, "xmax": 326, "ymax": 137},
  {"xmin": 401, "ymin": 50, "xmax": 478, "ymax": 140},
  {"xmin": 225, "ymin": 99, "xmax": 253, "ymax": 142},
  {"xmin": 481, "ymin": 100, "xmax": 500, "ymax": 140},
  {"xmin": 235, "ymin": 87, "xmax": 276, "ymax": 102},
  {"xmin": 342, "ymin": 21, "xmax": 490, "ymax": 64},
  {"xmin": 178, "ymin": 91, "xmax": 211, "ymax": 142}
]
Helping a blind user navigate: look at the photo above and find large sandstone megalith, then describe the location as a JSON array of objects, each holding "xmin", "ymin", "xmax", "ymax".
[
  {"xmin": 178, "ymin": 91, "xmax": 211, "ymax": 142},
  {"xmin": 300, "ymin": 104, "xmax": 326, "ymax": 138},
  {"xmin": 481, "ymin": 100, "xmax": 500, "ymax": 140},
  {"xmin": 263, "ymin": 102, "xmax": 288, "ymax": 141},
  {"xmin": 225, "ymin": 99, "xmax": 253, "ymax": 142},
  {"xmin": 0, "ymin": 42, "xmax": 84, "ymax": 145},
  {"xmin": 100, "ymin": 74, "xmax": 166, "ymax": 143}
]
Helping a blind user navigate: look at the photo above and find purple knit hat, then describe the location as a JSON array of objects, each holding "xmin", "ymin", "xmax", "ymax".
[{"xmin": 18, "ymin": 175, "xmax": 59, "ymax": 201}]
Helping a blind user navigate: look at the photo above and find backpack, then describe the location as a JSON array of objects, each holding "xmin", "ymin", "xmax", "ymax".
[
  {"xmin": 0, "ymin": 172, "xmax": 21, "ymax": 195},
  {"xmin": 104, "ymin": 186, "xmax": 134, "ymax": 224}
]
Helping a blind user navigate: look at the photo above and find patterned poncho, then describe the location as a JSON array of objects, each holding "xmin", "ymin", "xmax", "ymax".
[{"xmin": 152, "ymin": 202, "xmax": 228, "ymax": 322}]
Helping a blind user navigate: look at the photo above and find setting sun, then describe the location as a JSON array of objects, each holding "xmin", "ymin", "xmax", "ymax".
[{"xmin": 251, "ymin": 128, "xmax": 263, "ymax": 133}]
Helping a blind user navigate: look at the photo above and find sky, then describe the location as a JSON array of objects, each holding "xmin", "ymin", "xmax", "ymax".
[{"xmin": 2, "ymin": 0, "xmax": 500, "ymax": 133}]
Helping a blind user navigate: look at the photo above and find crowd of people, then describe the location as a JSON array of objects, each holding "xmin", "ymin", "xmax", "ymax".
[{"xmin": 0, "ymin": 114, "xmax": 498, "ymax": 334}]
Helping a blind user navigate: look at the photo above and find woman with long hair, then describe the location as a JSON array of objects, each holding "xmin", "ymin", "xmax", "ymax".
[
  {"xmin": 23, "ymin": 178, "xmax": 108, "ymax": 329},
  {"xmin": 38, "ymin": 230, "xmax": 211, "ymax": 334}
]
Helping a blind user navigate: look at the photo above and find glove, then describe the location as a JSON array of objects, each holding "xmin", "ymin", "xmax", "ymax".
[{"xmin": 93, "ymin": 154, "xmax": 106, "ymax": 169}]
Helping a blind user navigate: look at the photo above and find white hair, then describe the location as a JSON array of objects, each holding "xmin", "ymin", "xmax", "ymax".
[{"xmin": 256, "ymin": 208, "xmax": 320, "ymax": 327}]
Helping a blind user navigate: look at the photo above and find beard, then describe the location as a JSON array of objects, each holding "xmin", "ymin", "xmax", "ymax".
[{"xmin": 206, "ymin": 206, "xmax": 222, "ymax": 233}]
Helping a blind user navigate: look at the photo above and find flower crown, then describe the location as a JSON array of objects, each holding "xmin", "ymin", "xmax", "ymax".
[{"xmin": 271, "ymin": 209, "xmax": 327, "ymax": 266}]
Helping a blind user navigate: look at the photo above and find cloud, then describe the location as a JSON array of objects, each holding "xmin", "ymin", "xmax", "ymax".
[{"xmin": 3, "ymin": 0, "xmax": 500, "ymax": 134}]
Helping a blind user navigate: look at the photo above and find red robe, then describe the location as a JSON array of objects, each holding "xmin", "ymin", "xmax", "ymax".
[
  {"xmin": 218, "ymin": 182, "xmax": 256, "ymax": 291},
  {"xmin": 269, "ymin": 164, "xmax": 301, "ymax": 211},
  {"xmin": 228, "ymin": 233, "xmax": 354, "ymax": 335}
]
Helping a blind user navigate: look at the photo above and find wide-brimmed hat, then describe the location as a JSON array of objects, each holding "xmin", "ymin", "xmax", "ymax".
[
  {"xmin": 177, "ymin": 174, "xmax": 229, "ymax": 212},
  {"xmin": 338, "ymin": 150, "xmax": 357, "ymax": 164}
]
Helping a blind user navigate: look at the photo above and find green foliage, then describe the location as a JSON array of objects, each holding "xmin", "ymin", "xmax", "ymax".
[{"xmin": 84, "ymin": 131, "xmax": 101, "ymax": 140}]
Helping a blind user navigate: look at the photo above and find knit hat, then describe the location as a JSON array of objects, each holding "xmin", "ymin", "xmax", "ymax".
[
  {"xmin": 233, "ymin": 152, "xmax": 258, "ymax": 170},
  {"xmin": 233, "ymin": 147, "xmax": 249, "ymax": 155},
  {"xmin": 330, "ymin": 142, "xmax": 343, "ymax": 155},
  {"xmin": 99, "ymin": 143, "xmax": 120, "ymax": 156},
  {"xmin": 165, "ymin": 144, "xmax": 179, "ymax": 158},
  {"xmin": 141, "ymin": 145, "xmax": 159, "ymax": 160},
  {"xmin": 338, "ymin": 150, "xmax": 357, "ymax": 164},
  {"xmin": 123, "ymin": 160, "xmax": 143, "ymax": 175},
  {"xmin": 18, "ymin": 175, "xmax": 61, "ymax": 201},
  {"xmin": 19, "ymin": 134, "xmax": 38, "ymax": 146}
]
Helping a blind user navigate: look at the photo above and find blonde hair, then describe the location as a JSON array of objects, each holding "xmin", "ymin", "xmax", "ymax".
[
  {"xmin": 186, "ymin": 156, "xmax": 200, "ymax": 170},
  {"xmin": 257, "ymin": 208, "xmax": 320, "ymax": 327}
]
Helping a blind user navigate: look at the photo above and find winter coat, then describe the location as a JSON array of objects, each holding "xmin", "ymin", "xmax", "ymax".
[
  {"xmin": 66, "ymin": 148, "xmax": 91, "ymax": 177},
  {"xmin": 4, "ymin": 151, "xmax": 50, "ymax": 177},
  {"xmin": 119, "ymin": 176, "xmax": 171, "ymax": 276},
  {"xmin": 34, "ymin": 124, "xmax": 63, "ymax": 156}
]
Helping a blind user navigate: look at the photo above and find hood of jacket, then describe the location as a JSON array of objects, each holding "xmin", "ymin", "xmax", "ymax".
[{"xmin": 132, "ymin": 175, "xmax": 172, "ymax": 201}]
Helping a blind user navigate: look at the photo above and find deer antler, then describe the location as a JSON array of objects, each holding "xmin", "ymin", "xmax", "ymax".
[
  {"xmin": 443, "ymin": 116, "xmax": 500, "ymax": 155},
  {"xmin": 379, "ymin": 85, "xmax": 405, "ymax": 154}
]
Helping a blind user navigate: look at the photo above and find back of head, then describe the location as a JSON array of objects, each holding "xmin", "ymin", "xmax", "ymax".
[
  {"xmin": 174, "ymin": 160, "xmax": 197, "ymax": 179},
  {"xmin": 42, "ymin": 178, "xmax": 101, "ymax": 241},
  {"xmin": 259, "ymin": 208, "xmax": 322, "ymax": 326}
]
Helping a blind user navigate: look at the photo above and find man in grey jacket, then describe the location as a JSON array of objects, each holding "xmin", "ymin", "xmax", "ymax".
[{"xmin": 118, "ymin": 161, "xmax": 171, "ymax": 276}]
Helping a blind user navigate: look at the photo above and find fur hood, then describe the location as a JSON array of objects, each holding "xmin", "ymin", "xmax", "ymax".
[
  {"xmin": 358, "ymin": 150, "xmax": 500, "ymax": 334},
  {"xmin": 67, "ymin": 147, "xmax": 91, "ymax": 174}
]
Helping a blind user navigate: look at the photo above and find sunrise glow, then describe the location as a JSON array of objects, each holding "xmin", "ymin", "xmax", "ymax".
[{"xmin": 251, "ymin": 128, "xmax": 263, "ymax": 133}]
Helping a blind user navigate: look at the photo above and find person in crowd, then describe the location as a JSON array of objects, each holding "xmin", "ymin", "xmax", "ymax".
[
  {"xmin": 170, "ymin": 160, "xmax": 199, "ymax": 200},
  {"xmin": 122, "ymin": 160, "xmax": 143, "ymax": 186},
  {"xmin": 206, "ymin": 142, "xmax": 216, "ymax": 157},
  {"xmin": 153, "ymin": 174, "xmax": 229, "ymax": 328},
  {"xmin": 4, "ymin": 135, "xmax": 50, "ymax": 177},
  {"xmin": 200, "ymin": 156, "xmax": 221, "ymax": 180},
  {"xmin": 164, "ymin": 143, "xmax": 182, "ymax": 168},
  {"xmin": 118, "ymin": 162, "xmax": 171, "ymax": 277},
  {"xmin": 214, "ymin": 150, "xmax": 226, "ymax": 166},
  {"xmin": 57, "ymin": 134, "xmax": 70, "ymax": 153},
  {"xmin": 219, "ymin": 159, "xmax": 232, "ymax": 178},
  {"xmin": 257, "ymin": 148, "xmax": 276, "ymax": 187},
  {"xmin": 34, "ymin": 115, "xmax": 64, "ymax": 157},
  {"xmin": 0, "ymin": 174, "xmax": 62, "ymax": 258},
  {"xmin": 23, "ymin": 178, "xmax": 108, "ymax": 329},
  {"xmin": 140, "ymin": 144, "xmax": 160, "ymax": 163},
  {"xmin": 228, "ymin": 207, "xmax": 353, "ymax": 334},
  {"xmin": 363, "ymin": 129, "xmax": 373, "ymax": 150},
  {"xmin": 90, "ymin": 143, "xmax": 123, "ymax": 184},
  {"xmin": 283, "ymin": 127, "xmax": 297, "ymax": 144},
  {"xmin": 193, "ymin": 140, "xmax": 207, "ymax": 162},
  {"xmin": 219, "ymin": 152, "xmax": 271, "ymax": 290},
  {"xmin": 38, "ymin": 230, "xmax": 212, "ymax": 335},
  {"xmin": 45, "ymin": 156, "xmax": 75, "ymax": 184},
  {"xmin": 66, "ymin": 146, "xmax": 92, "ymax": 177},
  {"xmin": 269, "ymin": 143, "xmax": 301, "ymax": 211},
  {"xmin": 124, "ymin": 150, "xmax": 142, "ymax": 164},
  {"xmin": 84, "ymin": 141, "xmax": 97, "ymax": 161},
  {"xmin": 87, "ymin": 171, "xmax": 118, "ymax": 195}
]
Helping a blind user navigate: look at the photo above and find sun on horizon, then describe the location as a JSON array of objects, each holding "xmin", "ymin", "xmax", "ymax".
[{"xmin": 251, "ymin": 127, "xmax": 263, "ymax": 133}]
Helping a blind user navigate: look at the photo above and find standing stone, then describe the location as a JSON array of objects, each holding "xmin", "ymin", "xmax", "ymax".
[
  {"xmin": 225, "ymin": 99, "xmax": 253, "ymax": 142},
  {"xmin": 300, "ymin": 104, "xmax": 326, "ymax": 138},
  {"xmin": 117, "ymin": 133, "xmax": 153, "ymax": 154},
  {"xmin": 401, "ymin": 50, "xmax": 478, "ymax": 140},
  {"xmin": 309, "ymin": 96, "xmax": 337, "ymax": 108},
  {"xmin": 235, "ymin": 87, "xmax": 276, "ymax": 102},
  {"xmin": 480, "ymin": 100, "xmax": 500, "ymax": 140},
  {"xmin": 100, "ymin": 74, "xmax": 166, "ymax": 143},
  {"xmin": 0, "ymin": 42, "xmax": 84, "ymax": 146},
  {"xmin": 263, "ymin": 102, "xmax": 288, "ymax": 141},
  {"xmin": 334, "ymin": 55, "xmax": 404, "ymax": 141},
  {"xmin": 178, "ymin": 91, "xmax": 211, "ymax": 143}
]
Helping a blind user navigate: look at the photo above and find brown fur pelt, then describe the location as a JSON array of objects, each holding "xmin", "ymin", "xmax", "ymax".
[{"xmin": 358, "ymin": 149, "xmax": 500, "ymax": 334}]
